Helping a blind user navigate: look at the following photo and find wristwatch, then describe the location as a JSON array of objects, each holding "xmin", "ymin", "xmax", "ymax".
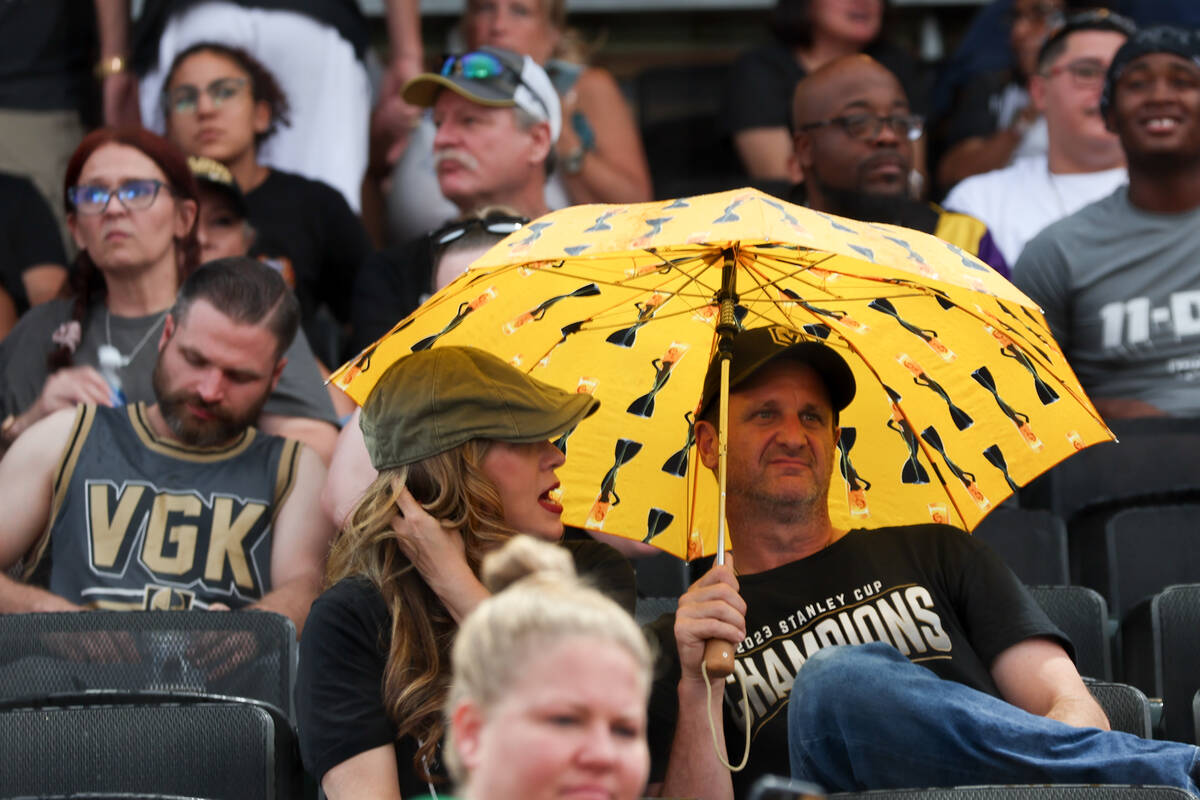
[{"xmin": 563, "ymin": 111, "xmax": 596, "ymax": 175}]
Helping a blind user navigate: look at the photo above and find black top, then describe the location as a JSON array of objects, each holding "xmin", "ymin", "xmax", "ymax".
[
  {"xmin": 0, "ymin": 0, "xmax": 96, "ymax": 111},
  {"xmin": 645, "ymin": 524, "xmax": 1070, "ymax": 797},
  {"xmin": 244, "ymin": 169, "xmax": 371, "ymax": 349},
  {"xmin": 296, "ymin": 538, "xmax": 637, "ymax": 795},
  {"xmin": 721, "ymin": 40, "xmax": 926, "ymax": 137},
  {"xmin": 132, "ymin": 0, "xmax": 371, "ymax": 73},
  {"xmin": 935, "ymin": 68, "xmax": 1021, "ymax": 155},
  {"xmin": 0, "ymin": 172, "xmax": 67, "ymax": 312},
  {"xmin": 346, "ymin": 234, "xmax": 436, "ymax": 357}
]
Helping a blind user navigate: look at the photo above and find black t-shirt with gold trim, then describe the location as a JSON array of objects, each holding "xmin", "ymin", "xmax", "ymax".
[{"xmin": 645, "ymin": 524, "xmax": 1070, "ymax": 796}]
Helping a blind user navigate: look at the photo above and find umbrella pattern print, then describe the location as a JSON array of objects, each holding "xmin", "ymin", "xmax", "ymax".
[{"xmin": 332, "ymin": 188, "xmax": 1112, "ymax": 559}]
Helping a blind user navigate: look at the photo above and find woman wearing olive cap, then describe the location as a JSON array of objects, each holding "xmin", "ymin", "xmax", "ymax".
[{"xmin": 295, "ymin": 346, "xmax": 635, "ymax": 799}]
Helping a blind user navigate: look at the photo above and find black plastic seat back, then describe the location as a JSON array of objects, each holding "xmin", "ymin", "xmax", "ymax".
[
  {"xmin": 0, "ymin": 695, "xmax": 298, "ymax": 800},
  {"xmin": 828, "ymin": 786, "xmax": 1195, "ymax": 800},
  {"xmin": 0, "ymin": 610, "xmax": 298, "ymax": 721},
  {"xmin": 1103, "ymin": 505, "xmax": 1200, "ymax": 622},
  {"xmin": 1027, "ymin": 585, "xmax": 1111, "ymax": 681},
  {"xmin": 975, "ymin": 508, "xmax": 1070, "ymax": 585},
  {"xmin": 1084, "ymin": 679, "xmax": 1153, "ymax": 739}
]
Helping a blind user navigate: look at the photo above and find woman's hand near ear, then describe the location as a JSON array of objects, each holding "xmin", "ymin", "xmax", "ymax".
[{"xmin": 390, "ymin": 485, "xmax": 489, "ymax": 621}]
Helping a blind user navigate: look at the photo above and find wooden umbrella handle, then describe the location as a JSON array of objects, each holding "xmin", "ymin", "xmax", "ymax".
[{"xmin": 703, "ymin": 637, "xmax": 736, "ymax": 679}]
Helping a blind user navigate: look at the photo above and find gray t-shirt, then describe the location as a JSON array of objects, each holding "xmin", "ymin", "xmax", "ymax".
[
  {"xmin": 0, "ymin": 299, "xmax": 337, "ymax": 424},
  {"xmin": 1013, "ymin": 187, "xmax": 1200, "ymax": 416}
]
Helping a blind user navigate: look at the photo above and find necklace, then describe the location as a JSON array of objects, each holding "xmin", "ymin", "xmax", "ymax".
[{"xmin": 98, "ymin": 308, "xmax": 167, "ymax": 370}]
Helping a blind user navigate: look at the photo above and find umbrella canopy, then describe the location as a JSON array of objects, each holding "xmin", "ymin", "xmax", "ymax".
[{"xmin": 331, "ymin": 188, "xmax": 1111, "ymax": 560}]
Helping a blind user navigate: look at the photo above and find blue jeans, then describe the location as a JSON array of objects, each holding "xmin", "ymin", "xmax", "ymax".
[{"xmin": 787, "ymin": 643, "xmax": 1200, "ymax": 793}]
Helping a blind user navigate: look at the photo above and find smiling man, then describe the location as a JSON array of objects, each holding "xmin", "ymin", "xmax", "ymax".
[
  {"xmin": 944, "ymin": 12, "xmax": 1134, "ymax": 266},
  {"xmin": 0, "ymin": 258, "xmax": 333, "ymax": 633},
  {"xmin": 790, "ymin": 55, "xmax": 1010, "ymax": 276},
  {"xmin": 1014, "ymin": 26, "xmax": 1200, "ymax": 421}
]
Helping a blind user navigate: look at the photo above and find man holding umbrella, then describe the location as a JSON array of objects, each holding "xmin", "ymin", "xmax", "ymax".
[{"xmin": 647, "ymin": 325, "xmax": 1200, "ymax": 798}]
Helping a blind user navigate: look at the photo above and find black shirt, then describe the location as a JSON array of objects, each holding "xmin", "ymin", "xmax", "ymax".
[
  {"xmin": 721, "ymin": 41, "xmax": 926, "ymax": 137},
  {"xmin": 0, "ymin": 0, "xmax": 96, "ymax": 111},
  {"xmin": 296, "ymin": 538, "xmax": 637, "ymax": 795},
  {"xmin": 347, "ymin": 234, "xmax": 436, "ymax": 357},
  {"xmin": 645, "ymin": 524, "xmax": 1070, "ymax": 797},
  {"xmin": 244, "ymin": 169, "xmax": 371, "ymax": 357},
  {"xmin": 0, "ymin": 172, "xmax": 67, "ymax": 312}
]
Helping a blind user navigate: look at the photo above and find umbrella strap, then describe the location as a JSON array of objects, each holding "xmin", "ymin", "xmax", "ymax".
[{"xmin": 701, "ymin": 660, "xmax": 751, "ymax": 772}]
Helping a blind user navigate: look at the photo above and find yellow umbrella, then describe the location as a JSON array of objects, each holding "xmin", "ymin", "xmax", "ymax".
[{"xmin": 331, "ymin": 187, "xmax": 1112, "ymax": 560}]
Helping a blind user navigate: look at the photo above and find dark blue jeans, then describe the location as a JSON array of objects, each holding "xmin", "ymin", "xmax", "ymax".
[{"xmin": 788, "ymin": 643, "xmax": 1200, "ymax": 794}]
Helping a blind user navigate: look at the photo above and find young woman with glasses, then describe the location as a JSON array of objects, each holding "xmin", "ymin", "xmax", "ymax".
[
  {"xmin": 0, "ymin": 127, "xmax": 338, "ymax": 460},
  {"xmin": 160, "ymin": 42, "xmax": 372, "ymax": 370}
]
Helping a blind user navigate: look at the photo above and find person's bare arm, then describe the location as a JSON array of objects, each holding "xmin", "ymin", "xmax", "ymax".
[
  {"xmin": 0, "ymin": 284, "xmax": 16, "ymax": 340},
  {"xmin": 322, "ymin": 743, "xmax": 403, "ymax": 800},
  {"xmin": 249, "ymin": 446, "xmax": 336, "ymax": 636},
  {"xmin": 93, "ymin": 0, "xmax": 140, "ymax": 127},
  {"xmin": 22, "ymin": 264, "xmax": 69, "ymax": 307},
  {"xmin": 991, "ymin": 636, "xmax": 1110, "ymax": 730},
  {"xmin": 257, "ymin": 412, "xmax": 338, "ymax": 465},
  {"xmin": 732, "ymin": 127, "xmax": 795, "ymax": 182},
  {"xmin": 320, "ymin": 409, "xmax": 378, "ymax": 530},
  {"xmin": 1, "ymin": 366, "xmax": 114, "ymax": 456},
  {"xmin": 558, "ymin": 68, "xmax": 653, "ymax": 205},
  {"xmin": 0, "ymin": 409, "xmax": 86, "ymax": 612},
  {"xmin": 657, "ymin": 557, "xmax": 746, "ymax": 800}
]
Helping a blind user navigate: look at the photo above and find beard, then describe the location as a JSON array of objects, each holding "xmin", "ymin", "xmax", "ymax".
[
  {"xmin": 725, "ymin": 446, "xmax": 834, "ymax": 526},
  {"xmin": 808, "ymin": 161, "xmax": 927, "ymax": 228},
  {"xmin": 151, "ymin": 359, "xmax": 267, "ymax": 447}
]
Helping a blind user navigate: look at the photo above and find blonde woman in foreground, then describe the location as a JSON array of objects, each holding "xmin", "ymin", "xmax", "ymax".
[{"xmin": 443, "ymin": 534, "xmax": 652, "ymax": 800}]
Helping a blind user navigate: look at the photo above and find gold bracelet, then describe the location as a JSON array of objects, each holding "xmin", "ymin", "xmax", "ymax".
[{"xmin": 94, "ymin": 55, "xmax": 127, "ymax": 80}]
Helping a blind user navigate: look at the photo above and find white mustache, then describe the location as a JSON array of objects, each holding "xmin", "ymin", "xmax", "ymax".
[{"xmin": 434, "ymin": 148, "xmax": 480, "ymax": 171}]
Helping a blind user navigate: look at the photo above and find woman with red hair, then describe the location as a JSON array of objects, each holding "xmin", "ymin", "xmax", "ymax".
[{"xmin": 0, "ymin": 127, "xmax": 337, "ymax": 459}]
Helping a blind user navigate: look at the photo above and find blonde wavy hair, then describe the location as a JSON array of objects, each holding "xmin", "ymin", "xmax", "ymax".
[
  {"xmin": 323, "ymin": 439, "xmax": 524, "ymax": 784},
  {"xmin": 443, "ymin": 535, "xmax": 653, "ymax": 784}
]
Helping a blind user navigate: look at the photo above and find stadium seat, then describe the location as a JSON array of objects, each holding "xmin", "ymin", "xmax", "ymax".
[
  {"xmin": 0, "ymin": 695, "xmax": 299, "ymax": 800},
  {"xmin": 1027, "ymin": 585, "xmax": 1112, "ymax": 681},
  {"xmin": 1102, "ymin": 505, "xmax": 1200, "ymax": 622},
  {"xmin": 1084, "ymin": 679, "xmax": 1154, "ymax": 739},
  {"xmin": 975, "ymin": 508, "xmax": 1070, "ymax": 585},
  {"xmin": 1119, "ymin": 584, "xmax": 1200, "ymax": 743},
  {"xmin": 1020, "ymin": 419, "xmax": 1200, "ymax": 600},
  {"xmin": 0, "ymin": 610, "xmax": 298, "ymax": 722}
]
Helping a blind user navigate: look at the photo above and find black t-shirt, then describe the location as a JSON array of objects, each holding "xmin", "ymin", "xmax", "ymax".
[
  {"xmin": 721, "ymin": 41, "xmax": 926, "ymax": 137},
  {"xmin": 0, "ymin": 0, "xmax": 96, "ymax": 111},
  {"xmin": 645, "ymin": 524, "xmax": 1070, "ymax": 797},
  {"xmin": 346, "ymin": 234, "xmax": 436, "ymax": 357},
  {"xmin": 0, "ymin": 172, "xmax": 67, "ymax": 312},
  {"xmin": 935, "ymin": 69, "xmax": 1021, "ymax": 155},
  {"xmin": 296, "ymin": 538, "xmax": 636, "ymax": 794},
  {"xmin": 244, "ymin": 169, "xmax": 371, "ymax": 336}
]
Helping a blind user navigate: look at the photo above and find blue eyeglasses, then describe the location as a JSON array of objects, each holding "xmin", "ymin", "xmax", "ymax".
[
  {"xmin": 439, "ymin": 51, "xmax": 551, "ymax": 119},
  {"xmin": 68, "ymin": 179, "xmax": 169, "ymax": 215}
]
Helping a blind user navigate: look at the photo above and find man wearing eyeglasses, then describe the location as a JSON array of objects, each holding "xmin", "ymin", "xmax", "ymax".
[
  {"xmin": 788, "ymin": 55, "xmax": 1010, "ymax": 277},
  {"xmin": 1015, "ymin": 26, "xmax": 1200, "ymax": 421},
  {"xmin": 348, "ymin": 47, "xmax": 560, "ymax": 356},
  {"xmin": 943, "ymin": 12, "xmax": 1133, "ymax": 267}
]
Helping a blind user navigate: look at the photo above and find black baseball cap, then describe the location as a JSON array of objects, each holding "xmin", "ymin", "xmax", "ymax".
[
  {"xmin": 1101, "ymin": 25, "xmax": 1200, "ymax": 117},
  {"xmin": 187, "ymin": 155, "xmax": 247, "ymax": 218},
  {"xmin": 698, "ymin": 326, "xmax": 856, "ymax": 420}
]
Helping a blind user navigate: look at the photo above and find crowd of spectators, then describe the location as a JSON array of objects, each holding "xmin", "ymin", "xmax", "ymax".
[{"xmin": 4, "ymin": 0, "xmax": 1200, "ymax": 798}]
